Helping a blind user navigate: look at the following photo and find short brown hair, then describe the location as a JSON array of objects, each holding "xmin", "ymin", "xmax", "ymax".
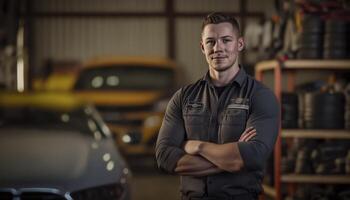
[{"xmin": 201, "ymin": 12, "xmax": 241, "ymax": 35}]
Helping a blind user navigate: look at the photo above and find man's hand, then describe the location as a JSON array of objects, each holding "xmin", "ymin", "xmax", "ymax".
[
  {"xmin": 184, "ymin": 127, "xmax": 256, "ymax": 155},
  {"xmin": 181, "ymin": 127, "xmax": 256, "ymax": 173},
  {"xmin": 239, "ymin": 126, "xmax": 256, "ymax": 142},
  {"xmin": 184, "ymin": 140, "xmax": 203, "ymax": 155},
  {"xmin": 175, "ymin": 154, "xmax": 223, "ymax": 176}
]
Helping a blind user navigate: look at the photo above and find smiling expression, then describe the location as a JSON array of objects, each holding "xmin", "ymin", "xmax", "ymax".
[{"xmin": 201, "ymin": 22, "xmax": 244, "ymax": 73}]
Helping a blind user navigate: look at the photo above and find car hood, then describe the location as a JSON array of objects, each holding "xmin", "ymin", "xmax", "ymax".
[
  {"xmin": 74, "ymin": 90, "xmax": 164, "ymax": 106},
  {"xmin": 0, "ymin": 129, "xmax": 126, "ymax": 192}
]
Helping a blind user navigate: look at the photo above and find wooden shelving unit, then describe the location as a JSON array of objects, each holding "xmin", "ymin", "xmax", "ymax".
[
  {"xmin": 255, "ymin": 59, "xmax": 350, "ymax": 200},
  {"xmin": 263, "ymin": 184, "xmax": 277, "ymax": 198},
  {"xmin": 281, "ymin": 175, "xmax": 350, "ymax": 184},
  {"xmin": 282, "ymin": 129, "xmax": 350, "ymax": 139},
  {"xmin": 255, "ymin": 60, "xmax": 350, "ymax": 72}
]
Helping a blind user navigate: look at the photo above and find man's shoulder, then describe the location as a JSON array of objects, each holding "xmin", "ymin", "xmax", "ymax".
[
  {"xmin": 244, "ymin": 75, "xmax": 276, "ymax": 101},
  {"xmin": 168, "ymin": 79, "xmax": 204, "ymax": 108},
  {"xmin": 175, "ymin": 78, "xmax": 205, "ymax": 97}
]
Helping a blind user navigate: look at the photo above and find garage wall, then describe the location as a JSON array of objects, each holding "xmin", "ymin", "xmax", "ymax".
[
  {"xmin": 33, "ymin": 18, "xmax": 167, "ymax": 68},
  {"xmin": 246, "ymin": 0, "xmax": 275, "ymax": 17},
  {"xmin": 28, "ymin": 0, "xmax": 268, "ymax": 84},
  {"xmin": 33, "ymin": 0, "xmax": 164, "ymax": 12},
  {"xmin": 175, "ymin": 0, "xmax": 239, "ymax": 12},
  {"xmin": 31, "ymin": 0, "xmax": 167, "ymax": 72},
  {"xmin": 176, "ymin": 18, "xmax": 205, "ymax": 82}
]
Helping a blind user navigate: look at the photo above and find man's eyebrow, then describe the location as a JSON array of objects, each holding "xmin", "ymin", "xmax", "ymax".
[
  {"xmin": 205, "ymin": 37, "xmax": 215, "ymax": 41},
  {"xmin": 205, "ymin": 35, "xmax": 233, "ymax": 41},
  {"xmin": 221, "ymin": 35, "xmax": 233, "ymax": 39}
]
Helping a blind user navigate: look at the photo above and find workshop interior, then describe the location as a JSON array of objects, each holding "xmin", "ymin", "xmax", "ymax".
[{"xmin": 0, "ymin": 0, "xmax": 349, "ymax": 200}]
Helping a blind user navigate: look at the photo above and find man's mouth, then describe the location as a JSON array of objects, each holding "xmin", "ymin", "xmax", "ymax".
[{"xmin": 212, "ymin": 56, "xmax": 226, "ymax": 60}]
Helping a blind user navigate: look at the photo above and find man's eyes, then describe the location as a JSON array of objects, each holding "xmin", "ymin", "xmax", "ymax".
[
  {"xmin": 206, "ymin": 40, "xmax": 215, "ymax": 45},
  {"xmin": 205, "ymin": 39, "xmax": 232, "ymax": 45}
]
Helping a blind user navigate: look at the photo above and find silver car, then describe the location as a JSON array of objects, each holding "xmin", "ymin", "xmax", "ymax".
[{"xmin": 0, "ymin": 92, "xmax": 131, "ymax": 200}]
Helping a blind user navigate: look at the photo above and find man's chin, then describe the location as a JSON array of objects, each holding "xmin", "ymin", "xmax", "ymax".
[{"xmin": 212, "ymin": 64, "xmax": 231, "ymax": 72}]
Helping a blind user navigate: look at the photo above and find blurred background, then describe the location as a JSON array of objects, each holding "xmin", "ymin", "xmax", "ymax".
[{"xmin": 0, "ymin": 0, "xmax": 350, "ymax": 200}]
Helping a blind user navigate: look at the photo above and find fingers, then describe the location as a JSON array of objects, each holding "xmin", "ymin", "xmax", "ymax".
[
  {"xmin": 239, "ymin": 130, "xmax": 256, "ymax": 141},
  {"xmin": 239, "ymin": 128, "xmax": 257, "ymax": 142},
  {"xmin": 242, "ymin": 131, "xmax": 256, "ymax": 141},
  {"xmin": 243, "ymin": 126, "xmax": 254, "ymax": 134},
  {"xmin": 240, "ymin": 127, "xmax": 255, "ymax": 138},
  {"xmin": 238, "ymin": 126, "xmax": 254, "ymax": 140},
  {"xmin": 246, "ymin": 128, "xmax": 256, "ymax": 135}
]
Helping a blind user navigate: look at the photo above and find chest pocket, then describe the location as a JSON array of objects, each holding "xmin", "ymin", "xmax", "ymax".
[
  {"xmin": 220, "ymin": 103, "xmax": 248, "ymax": 143},
  {"xmin": 183, "ymin": 102, "xmax": 209, "ymax": 140}
]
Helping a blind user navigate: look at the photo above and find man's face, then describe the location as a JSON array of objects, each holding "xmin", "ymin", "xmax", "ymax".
[{"xmin": 201, "ymin": 22, "xmax": 244, "ymax": 72}]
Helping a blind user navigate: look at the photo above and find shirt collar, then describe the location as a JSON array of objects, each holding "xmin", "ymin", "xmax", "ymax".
[{"xmin": 201, "ymin": 65, "xmax": 246, "ymax": 88}]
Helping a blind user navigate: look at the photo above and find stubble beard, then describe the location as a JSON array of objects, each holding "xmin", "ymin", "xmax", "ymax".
[{"xmin": 210, "ymin": 59, "xmax": 235, "ymax": 72}]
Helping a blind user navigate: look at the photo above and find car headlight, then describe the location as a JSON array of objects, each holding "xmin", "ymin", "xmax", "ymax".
[
  {"xmin": 70, "ymin": 183, "xmax": 124, "ymax": 200},
  {"xmin": 121, "ymin": 131, "xmax": 142, "ymax": 144}
]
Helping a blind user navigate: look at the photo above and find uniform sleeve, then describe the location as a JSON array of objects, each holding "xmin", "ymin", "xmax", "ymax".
[
  {"xmin": 238, "ymin": 86, "xmax": 280, "ymax": 171},
  {"xmin": 155, "ymin": 89, "xmax": 186, "ymax": 173}
]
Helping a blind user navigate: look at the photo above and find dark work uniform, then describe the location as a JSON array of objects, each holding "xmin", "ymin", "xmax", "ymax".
[{"xmin": 156, "ymin": 67, "xmax": 279, "ymax": 200}]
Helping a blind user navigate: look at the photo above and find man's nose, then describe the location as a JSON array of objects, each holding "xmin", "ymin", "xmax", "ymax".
[{"xmin": 213, "ymin": 40, "xmax": 223, "ymax": 52}]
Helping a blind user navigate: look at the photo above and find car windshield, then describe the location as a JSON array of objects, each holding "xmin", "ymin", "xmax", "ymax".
[
  {"xmin": 74, "ymin": 66, "xmax": 174, "ymax": 90},
  {"xmin": 0, "ymin": 106, "xmax": 104, "ymax": 137}
]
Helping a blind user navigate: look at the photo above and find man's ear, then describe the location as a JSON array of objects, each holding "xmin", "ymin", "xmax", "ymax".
[
  {"xmin": 238, "ymin": 37, "xmax": 245, "ymax": 52},
  {"xmin": 200, "ymin": 41, "xmax": 205, "ymax": 54}
]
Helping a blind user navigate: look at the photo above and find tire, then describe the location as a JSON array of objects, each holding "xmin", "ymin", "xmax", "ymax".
[
  {"xmin": 324, "ymin": 48, "xmax": 348, "ymax": 59},
  {"xmin": 303, "ymin": 15, "xmax": 324, "ymax": 33},
  {"xmin": 302, "ymin": 92, "xmax": 345, "ymax": 129},
  {"xmin": 297, "ymin": 48, "xmax": 323, "ymax": 59},
  {"xmin": 325, "ymin": 20, "xmax": 348, "ymax": 33}
]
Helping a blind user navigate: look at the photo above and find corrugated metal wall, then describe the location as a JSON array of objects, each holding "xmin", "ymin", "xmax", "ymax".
[
  {"xmin": 175, "ymin": 0, "xmax": 239, "ymax": 12},
  {"xmin": 33, "ymin": 18, "xmax": 167, "ymax": 68},
  {"xmin": 246, "ymin": 0, "xmax": 275, "ymax": 15},
  {"xmin": 176, "ymin": 18, "xmax": 206, "ymax": 83},
  {"xmin": 33, "ymin": 0, "xmax": 164, "ymax": 12},
  {"xmin": 30, "ymin": 0, "xmax": 269, "ymax": 83},
  {"xmin": 32, "ymin": 0, "xmax": 166, "ymax": 70}
]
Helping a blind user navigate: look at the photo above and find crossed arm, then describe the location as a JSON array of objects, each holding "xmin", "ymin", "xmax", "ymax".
[
  {"xmin": 157, "ymin": 88, "xmax": 279, "ymax": 176},
  {"xmin": 175, "ymin": 127, "xmax": 257, "ymax": 176}
]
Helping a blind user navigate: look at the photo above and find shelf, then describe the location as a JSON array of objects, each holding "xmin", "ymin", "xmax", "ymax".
[
  {"xmin": 282, "ymin": 129, "xmax": 350, "ymax": 139},
  {"xmin": 262, "ymin": 184, "xmax": 276, "ymax": 198},
  {"xmin": 255, "ymin": 59, "xmax": 350, "ymax": 200},
  {"xmin": 255, "ymin": 59, "xmax": 350, "ymax": 72},
  {"xmin": 281, "ymin": 174, "xmax": 350, "ymax": 184}
]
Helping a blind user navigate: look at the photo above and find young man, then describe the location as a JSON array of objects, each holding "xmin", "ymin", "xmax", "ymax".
[{"xmin": 156, "ymin": 12, "xmax": 279, "ymax": 200}]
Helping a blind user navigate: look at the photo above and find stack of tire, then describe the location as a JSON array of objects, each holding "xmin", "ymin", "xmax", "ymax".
[
  {"xmin": 310, "ymin": 141, "xmax": 349, "ymax": 174},
  {"xmin": 294, "ymin": 146, "xmax": 314, "ymax": 174},
  {"xmin": 298, "ymin": 93, "xmax": 305, "ymax": 128},
  {"xmin": 285, "ymin": 186, "xmax": 350, "ymax": 200},
  {"xmin": 282, "ymin": 92, "xmax": 299, "ymax": 128},
  {"xmin": 345, "ymin": 84, "xmax": 350, "ymax": 129},
  {"xmin": 303, "ymin": 91, "xmax": 345, "ymax": 129},
  {"xmin": 297, "ymin": 14, "xmax": 324, "ymax": 59},
  {"xmin": 323, "ymin": 19, "xmax": 349, "ymax": 59}
]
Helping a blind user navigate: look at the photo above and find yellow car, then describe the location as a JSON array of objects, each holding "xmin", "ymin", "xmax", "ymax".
[
  {"xmin": 32, "ymin": 62, "xmax": 81, "ymax": 92},
  {"xmin": 32, "ymin": 72, "xmax": 77, "ymax": 91},
  {"xmin": 73, "ymin": 56, "xmax": 177, "ymax": 156}
]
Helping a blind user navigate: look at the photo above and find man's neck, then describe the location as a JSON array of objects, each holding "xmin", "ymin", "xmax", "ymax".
[{"xmin": 209, "ymin": 65, "xmax": 240, "ymax": 87}]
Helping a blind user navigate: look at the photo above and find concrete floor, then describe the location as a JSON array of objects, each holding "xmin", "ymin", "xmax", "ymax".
[
  {"xmin": 131, "ymin": 172, "xmax": 180, "ymax": 200},
  {"xmin": 127, "ymin": 156, "xmax": 180, "ymax": 200}
]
